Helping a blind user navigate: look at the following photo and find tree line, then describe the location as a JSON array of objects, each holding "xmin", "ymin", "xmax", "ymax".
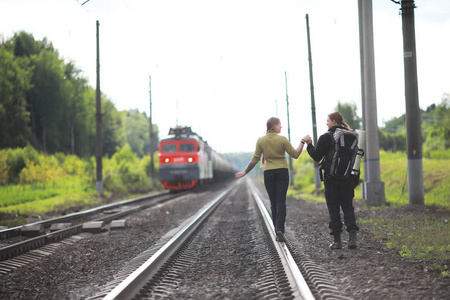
[
  {"xmin": 1, "ymin": 32, "xmax": 448, "ymax": 159},
  {"xmin": 336, "ymin": 97, "xmax": 449, "ymax": 154},
  {"xmin": 0, "ymin": 32, "xmax": 158, "ymax": 158}
]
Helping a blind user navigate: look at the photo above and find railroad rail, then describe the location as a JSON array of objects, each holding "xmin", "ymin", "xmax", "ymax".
[
  {"xmin": 89, "ymin": 181, "xmax": 315, "ymax": 300},
  {"xmin": 0, "ymin": 191, "xmax": 172, "ymax": 240},
  {"xmin": 0, "ymin": 191, "xmax": 183, "ymax": 262},
  {"xmin": 249, "ymin": 180, "xmax": 315, "ymax": 300}
]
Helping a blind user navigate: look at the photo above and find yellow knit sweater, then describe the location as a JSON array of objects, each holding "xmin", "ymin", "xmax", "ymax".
[{"xmin": 250, "ymin": 130, "xmax": 298, "ymax": 171}]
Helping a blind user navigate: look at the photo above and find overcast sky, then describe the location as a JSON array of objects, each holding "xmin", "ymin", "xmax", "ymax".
[{"xmin": 1, "ymin": 0, "xmax": 449, "ymax": 153}]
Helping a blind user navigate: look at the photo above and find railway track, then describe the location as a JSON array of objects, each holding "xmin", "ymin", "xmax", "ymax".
[
  {"xmin": 0, "ymin": 191, "xmax": 186, "ymax": 267},
  {"xmin": 1, "ymin": 179, "xmax": 447, "ymax": 299},
  {"xmin": 1, "ymin": 180, "xmax": 349, "ymax": 299},
  {"xmin": 86, "ymin": 180, "xmax": 317, "ymax": 300}
]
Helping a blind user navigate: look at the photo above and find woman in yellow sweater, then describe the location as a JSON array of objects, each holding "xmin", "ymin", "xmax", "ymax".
[{"xmin": 235, "ymin": 117, "xmax": 308, "ymax": 242}]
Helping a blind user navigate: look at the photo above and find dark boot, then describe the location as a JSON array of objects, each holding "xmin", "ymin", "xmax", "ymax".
[
  {"xmin": 276, "ymin": 231, "xmax": 286, "ymax": 243},
  {"xmin": 348, "ymin": 230, "xmax": 357, "ymax": 249},
  {"xmin": 329, "ymin": 234, "xmax": 342, "ymax": 249}
]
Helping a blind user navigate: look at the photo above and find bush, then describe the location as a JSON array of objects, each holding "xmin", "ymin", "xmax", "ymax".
[
  {"xmin": 0, "ymin": 151, "xmax": 9, "ymax": 184},
  {"xmin": 19, "ymin": 156, "xmax": 66, "ymax": 184},
  {"xmin": 1, "ymin": 146, "xmax": 39, "ymax": 184},
  {"xmin": 102, "ymin": 144, "xmax": 153, "ymax": 193}
]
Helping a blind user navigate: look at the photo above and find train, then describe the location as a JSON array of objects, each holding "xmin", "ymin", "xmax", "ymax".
[{"xmin": 158, "ymin": 126, "xmax": 236, "ymax": 191}]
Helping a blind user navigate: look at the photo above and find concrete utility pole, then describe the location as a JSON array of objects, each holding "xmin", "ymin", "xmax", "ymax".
[
  {"xmin": 285, "ymin": 72, "xmax": 294, "ymax": 186},
  {"xmin": 357, "ymin": 0, "xmax": 368, "ymax": 200},
  {"xmin": 95, "ymin": 20, "xmax": 103, "ymax": 195},
  {"xmin": 400, "ymin": 0, "xmax": 424, "ymax": 204},
  {"xmin": 149, "ymin": 76, "xmax": 156, "ymax": 186},
  {"xmin": 305, "ymin": 14, "xmax": 322, "ymax": 190},
  {"xmin": 358, "ymin": 0, "xmax": 385, "ymax": 206}
]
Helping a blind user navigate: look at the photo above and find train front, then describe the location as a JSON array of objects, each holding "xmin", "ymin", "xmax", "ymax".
[{"xmin": 158, "ymin": 127, "xmax": 207, "ymax": 191}]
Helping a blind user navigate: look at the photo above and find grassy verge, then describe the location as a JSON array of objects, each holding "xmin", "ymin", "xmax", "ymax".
[
  {"xmin": 359, "ymin": 214, "xmax": 450, "ymax": 277},
  {"xmin": 380, "ymin": 151, "xmax": 450, "ymax": 207},
  {"xmin": 289, "ymin": 150, "xmax": 450, "ymax": 276},
  {"xmin": 0, "ymin": 146, "xmax": 159, "ymax": 227},
  {"xmin": 0, "ymin": 177, "xmax": 94, "ymax": 210}
]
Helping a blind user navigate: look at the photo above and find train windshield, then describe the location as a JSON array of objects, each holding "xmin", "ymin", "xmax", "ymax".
[
  {"xmin": 180, "ymin": 143, "xmax": 195, "ymax": 152},
  {"xmin": 162, "ymin": 144, "xmax": 177, "ymax": 153}
]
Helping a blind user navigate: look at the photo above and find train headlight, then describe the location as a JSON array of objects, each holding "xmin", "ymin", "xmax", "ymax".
[
  {"xmin": 165, "ymin": 158, "xmax": 169, "ymax": 163},
  {"xmin": 188, "ymin": 157, "xmax": 193, "ymax": 162}
]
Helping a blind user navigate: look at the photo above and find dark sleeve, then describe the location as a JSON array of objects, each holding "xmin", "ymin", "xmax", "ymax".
[{"xmin": 307, "ymin": 132, "xmax": 332, "ymax": 162}]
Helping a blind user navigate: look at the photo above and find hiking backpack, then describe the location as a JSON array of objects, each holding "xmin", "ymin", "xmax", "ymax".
[{"xmin": 319, "ymin": 128, "xmax": 363, "ymax": 182}]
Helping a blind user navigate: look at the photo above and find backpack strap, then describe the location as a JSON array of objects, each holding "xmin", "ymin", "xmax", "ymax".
[{"xmin": 318, "ymin": 131, "xmax": 334, "ymax": 181}]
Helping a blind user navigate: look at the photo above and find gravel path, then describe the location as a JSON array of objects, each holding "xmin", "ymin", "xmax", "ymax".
[
  {"xmin": 0, "ymin": 179, "xmax": 449, "ymax": 299},
  {"xmin": 283, "ymin": 182, "xmax": 450, "ymax": 300}
]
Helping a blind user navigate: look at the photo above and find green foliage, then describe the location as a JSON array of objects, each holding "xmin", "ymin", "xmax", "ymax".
[
  {"xmin": 335, "ymin": 102, "xmax": 362, "ymax": 130},
  {"xmin": 378, "ymin": 128, "xmax": 406, "ymax": 152},
  {"xmin": 287, "ymin": 154, "xmax": 325, "ymax": 202},
  {"xmin": 424, "ymin": 94, "xmax": 450, "ymax": 151},
  {"xmin": 61, "ymin": 154, "xmax": 90, "ymax": 176},
  {"xmin": 423, "ymin": 150, "xmax": 450, "ymax": 160},
  {"xmin": 383, "ymin": 114, "xmax": 406, "ymax": 134},
  {"xmin": 102, "ymin": 144, "xmax": 154, "ymax": 193},
  {"xmin": 379, "ymin": 151, "xmax": 450, "ymax": 208},
  {"xmin": 0, "ymin": 32, "xmax": 138, "ymax": 158},
  {"xmin": 0, "ymin": 145, "xmax": 157, "ymax": 224},
  {"xmin": 121, "ymin": 109, "xmax": 159, "ymax": 158},
  {"xmin": 0, "ymin": 151, "xmax": 9, "ymax": 184},
  {"xmin": 292, "ymin": 154, "xmax": 316, "ymax": 192},
  {"xmin": 0, "ymin": 147, "xmax": 94, "ymax": 215},
  {"xmin": 101, "ymin": 98, "xmax": 126, "ymax": 157},
  {"xmin": 1, "ymin": 146, "xmax": 39, "ymax": 183},
  {"xmin": 379, "ymin": 99, "xmax": 449, "ymax": 153},
  {"xmin": 0, "ymin": 43, "xmax": 34, "ymax": 148},
  {"xmin": 0, "ymin": 177, "xmax": 94, "ymax": 210},
  {"xmin": 19, "ymin": 156, "xmax": 65, "ymax": 184},
  {"xmin": 289, "ymin": 148, "xmax": 450, "ymax": 208},
  {"xmin": 429, "ymin": 264, "xmax": 450, "ymax": 278},
  {"xmin": 140, "ymin": 152, "xmax": 160, "ymax": 177}
]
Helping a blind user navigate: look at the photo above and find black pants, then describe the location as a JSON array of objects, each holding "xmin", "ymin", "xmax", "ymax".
[
  {"xmin": 324, "ymin": 178, "xmax": 359, "ymax": 235},
  {"xmin": 264, "ymin": 168, "xmax": 289, "ymax": 233}
]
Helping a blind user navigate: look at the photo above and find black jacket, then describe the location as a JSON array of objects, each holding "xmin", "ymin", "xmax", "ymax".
[
  {"xmin": 307, "ymin": 125, "xmax": 358, "ymax": 186},
  {"xmin": 306, "ymin": 126, "xmax": 346, "ymax": 162}
]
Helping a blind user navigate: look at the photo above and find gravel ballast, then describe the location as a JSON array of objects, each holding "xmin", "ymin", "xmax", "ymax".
[{"xmin": 0, "ymin": 179, "xmax": 449, "ymax": 299}]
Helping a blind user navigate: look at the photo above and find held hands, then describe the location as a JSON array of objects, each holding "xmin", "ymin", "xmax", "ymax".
[{"xmin": 302, "ymin": 135, "xmax": 312, "ymax": 145}]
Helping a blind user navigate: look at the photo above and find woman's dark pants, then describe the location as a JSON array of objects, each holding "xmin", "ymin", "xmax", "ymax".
[
  {"xmin": 264, "ymin": 168, "xmax": 289, "ymax": 233},
  {"xmin": 324, "ymin": 178, "xmax": 359, "ymax": 235}
]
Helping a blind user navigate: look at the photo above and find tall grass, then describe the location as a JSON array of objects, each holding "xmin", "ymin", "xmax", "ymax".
[
  {"xmin": 290, "ymin": 150, "xmax": 450, "ymax": 209},
  {"xmin": 1, "ymin": 189, "xmax": 99, "ymax": 216},
  {"xmin": 0, "ymin": 177, "xmax": 93, "ymax": 208},
  {"xmin": 379, "ymin": 151, "xmax": 450, "ymax": 208},
  {"xmin": 291, "ymin": 150, "xmax": 450, "ymax": 270}
]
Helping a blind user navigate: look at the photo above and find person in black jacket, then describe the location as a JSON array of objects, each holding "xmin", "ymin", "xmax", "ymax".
[{"xmin": 304, "ymin": 112, "xmax": 359, "ymax": 249}]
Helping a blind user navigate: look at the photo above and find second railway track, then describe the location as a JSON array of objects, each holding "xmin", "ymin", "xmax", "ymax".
[{"xmin": 0, "ymin": 190, "xmax": 186, "ymax": 263}]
